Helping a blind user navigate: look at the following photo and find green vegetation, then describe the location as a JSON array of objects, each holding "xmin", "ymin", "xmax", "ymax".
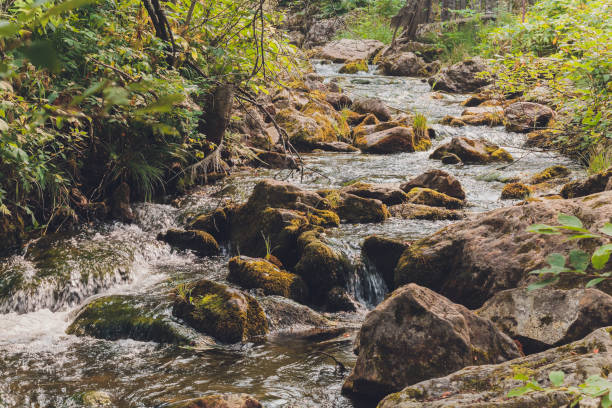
[{"xmin": 527, "ymin": 213, "xmax": 612, "ymax": 289}]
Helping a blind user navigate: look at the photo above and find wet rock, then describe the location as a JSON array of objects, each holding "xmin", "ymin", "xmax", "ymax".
[
  {"xmin": 325, "ymin": 92, "xmax": 353, "ymax": 110},
  {"xmin": 560, "ymin": 168, "xmax": 612, "ymax": 198},
  {"xmin": 441, "ymin": 153, "xmax": 462, "ymax": 164},
  {"xmin": 461, "ymin": 94, "xmax": 487, "ymax": 107},
  {"xmin": 157, "ymin": 229, "xmax": 220, "ymax": 256},
  {"xmin": 342, "ymin": 284, "xmax": 520, "ymax": 400},
  {"xmin": 336, "ymin": 193, "xmax": 391, "ymax": 223},
  {"xmin": 248, "ymin": 149, "xmax": 299, "ymax": 170},
  {"xmin": 405, "ymin": 187, "xmax": 464, "ymax": 209},
  {"xmin": 294, "ymin": 230, "xmax": 352, "ymax": 305},
  {"xmin": 327, "ymin": 286, "xmax": 358, "ymax": 312},
  {"xmin": 428, "ymin": 57, "xmax": 492, "ymax": 93},
  {"xmin": 228, "ymin": 256, "xmax": 308, "ymax": 303},
  {"xmin": 389, "ymin": 203, "xmax": 463, "ymax": 221},
  {"xmin": 377, "ymin": 52, "xmax": 437, "ymax": 77},
  {"xmin": 458, "ymin": 108, "xmax": 504, "ymax": 127},
  {"xmin": 167, "ymin": 394, "xmax": 262, "ymax": 408},
  {"xmin": 350, "ymin": 98, "xmax": 392, "ymax": 121},
  {"xmin": 341, "ymin": 182, "xmax": 408, "ymax": 206},
  {"xmin": 172, "ymin": 279, "xmax": 268, "ymax": 343},
  {"xmin": 362, "ymin": 235, "xmax": 410, "ymax": 289},
  {"xmin": 440, "ymin": 115, "xmax": 466, "ymax": 127},
  {"xmin": 531, "ymin": 165, "xmax": 571, "ymax": 184},
  {"xmin": 259, "ymin": 295, "xmax": 331, "ymax": 333},
  {"xmin": 316, "ymin": 39, "xmax": 385, "ymax": 62},
  {"xmin": 401, "ymin": 169, "xmax": 466, "ymax": 200},
  {"xmin": 355, "ymin": 126, "xmax": 430, "ymax": 154},
  {"xmin": 339, "ymin": 59, "xmax": 368, "ymax": 74},
  {"xmin": 429, "ymin": 137, "xmax": 513, "ymax": 164},
  {"xmin": 111, "ymin": 182, "xmax": 134, "ymax": 223},
  {"xmin": 309, "ymin": 141, "xmax": 359, "ymax": 152},
  {"xmin": 378, "ymin": 327, "xmax": 612, "ymax": 408},
  {"xmin": 393, "ymin": 191, "xmax": 612, "ymax": 308},
  {"xmin": 500, "ymin": 182, "xmax": 532, "ymax": 199},
  {"xmin": 478, "ymin": 287, "xmax": 612, "ymax": 353},
  {"xmin": 190, "ymin": 207, "xmax": 232, "ymax": 241},
  {"xmin": 67, "ymin": 295, "xmax": 194, "ymax": 344},
  {"xmin": 81, "ymin": 390, "xmax": 112, "ymax": 407},
  {"xmin": 504, "ymin": 101, "xmax": 555, "ymax": 133}
]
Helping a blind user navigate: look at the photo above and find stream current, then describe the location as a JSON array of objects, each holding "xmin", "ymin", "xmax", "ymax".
[{"xmin": 0, "ymin": 63, "xmax": 584, "ymax": 407}]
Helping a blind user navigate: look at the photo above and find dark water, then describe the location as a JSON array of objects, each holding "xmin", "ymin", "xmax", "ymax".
[{"xmin": 0, "ymin": 62, "xmax": 583, "ymax": 408}]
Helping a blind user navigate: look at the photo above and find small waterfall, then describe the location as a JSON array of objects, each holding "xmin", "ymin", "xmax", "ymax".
[{"xmin": 345, "ymin": 258, "xmax": 388, "ymax": 308}]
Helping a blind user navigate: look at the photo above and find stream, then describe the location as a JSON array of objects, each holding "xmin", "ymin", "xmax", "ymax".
[{"xmin": 0, "ymin": 62, "xmax": 584, "ymax": 408}]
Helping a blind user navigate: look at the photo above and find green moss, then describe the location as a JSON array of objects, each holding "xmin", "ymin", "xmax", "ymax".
[
  {"xmin": 339, "ymin": 59, "xmax": 368, "ymax": 74},
  {"xmin": 531, "ymin": 165, "xmax": 571, "ymax": 184},
  {"xmin": 490, "ymin": 148, "xmax": 514, "ymax": 162},
  {"xmin": 501, "ymin": 182, "xmax": 532, "ymax": 199},
  {"xmin": 405, "ymin": 187, "xmax": 464, "ymax": 209}
]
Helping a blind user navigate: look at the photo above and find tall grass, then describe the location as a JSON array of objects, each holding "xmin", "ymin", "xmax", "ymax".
[{"xmin": 588, "ymin": 145, "xmax": 612, "ymax": 175}]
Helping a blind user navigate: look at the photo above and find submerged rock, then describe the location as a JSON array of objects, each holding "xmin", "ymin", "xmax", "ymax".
[
  {"xmin": 316, "ymin": 39, "xmax": 384, "ymax": 62},
  {"xmin": 362, "ymin": 235, "xmax": 410, "ymax": 289},
  {"xmin": 428, "ymin": 58, "xmax": 491, "ymax": 93},
  {"xmin": 429, "ymin": 137, "xmax": 513, "ymax": 164},
  {"xmin": 166, "ymin": 394, "xmax": 262, "ymax": 408},
  {"xmin": 157, "ymin": 229, "xmax": 220, "ymax": 256},
  {"xmin": 560, "ymin": 168, "xmax": 612, "ymax": 198},
  {"xmin": 172, "ymin": 280, "xmax": 268, "ymax": 343},
  {"xmin": 478, "ymin": 287, "xmax": 612, "ymax": 353},
  {"xmin": 342, "ymin": 284, "xmax": 520, "ymax": 400},
  {"xmin": 401, "ymin": 169, "xmax": 466, "ymax": 200},
  {"xmin": 67, "ymin": 295, "xmax": 194, "ymax": 345},
  {"xmin": 228, "ymin": 256, "xmax": 308, "ymax": 303},
  {"xmin": 394, "ymin": 191, "xmax": 612, "ymax": 308},
  {"xmin": 405, "ymin": 187, "xmax": 464, "ymax": 209},
  {"xmin": 504, "ymin": 101, "xmax": 555, "ymax": 133},
  {"xmin": 378, "ymin": 327, "xmax": 612, "ymax": 408},
  {"xmin": 259, "ymin": 295, "xmax": 331, "ymax": 333}
]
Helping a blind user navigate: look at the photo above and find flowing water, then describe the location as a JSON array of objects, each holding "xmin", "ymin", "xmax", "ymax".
[{"xmin": 0, "ymin": 62, "xmax": 584, "ymax": 408}]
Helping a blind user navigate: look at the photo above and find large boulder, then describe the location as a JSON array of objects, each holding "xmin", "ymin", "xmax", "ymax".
[
  {"xmin": 362, "ymin": 235, "xmax": 410, "ymax": 289},
  {"xmin": 401, "ymin": 170, "xmax": 466, "ymax": 200},
  {"xmin": 341, "ymin": 182, "xmax": 408, "ymax": 206},
  {"xmin": 157, "ymin": 229, "xmax": 220, "ymax": 256},
  {"xmin": 316, "ymin": 39, "xmax": 384, "ymax": 63},
  {"xmin": 560, "ymin": 168, "xmax": 612, "ymax": 198},
  {"xmin": 166, "ymin": 394, "xmax": 262, "ymax": 408},
  {"xmin": 259, "ymin": 295, "xmax": 331, "ymax": 333},
  {"xmin": 504, "ymin": 102, "xmax": 555, "ymax": 133},
  {"xmin": 172, "ymin": 280, "xmax": 268, "ymax": 343},
  {"xmin": 377, "ymin": 52, "xmax": 438, "ymax": 77},
  {"xmin": 478, "ymin": 287, "xmax": 612, "ymax": 353},
  {"xmin": 350, "ymin": 98, "xmax": 392, "ymax": 121},
  {"xmin": 355, "ymin": 127, "xmax": 431, "ymax": 154},
  {"xmin": 342, "ymin": 284, "xmax": 520, "ymax": 400},
  {"xmin": 378, "ymin": 327, "xmax": 612, "ymax": 408},
  {"xmin": 228, "ymin": 256, "xmax": 309, "ymax": 303},
  {"xmin": 428, "ymin": 58, "xmax": 492, "ymax": 93},
  {"xmin": 429, "ymin": 137, "xmax": 513, "ymax": 164},
  {"xmin": 336, "ymin": 193, "xmax": 391, "ymax": 223},
  {"xmin": 394, "ymin": 191, "xmax": 612, "ymax": 308}
]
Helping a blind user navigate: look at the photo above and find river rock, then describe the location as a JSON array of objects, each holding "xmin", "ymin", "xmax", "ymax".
[
  {"xmin": 249, "ymin": 149, "xmax": 299, "ymax": 170},
  {"xmin": 401, "ymin": 169, "xmax": 466, "ymax": 200},
  {"xmin": 303, "ymin": 18, "xmax": 346, "ymax": 49},
  {"xmin": 341, "ymin": 182, "xmax": 408, "ymax": 205},
  {"xmin": 336, "ymin": 193, "xmax": 391, "ymax": 223},
  {"xmin": 350, "ymin": 98, "xmax": 392, "ymax": 121},
  {"xmin": 190, "ymin": 207, "xmax": 232, "ymax": 241},
  {"xmin": 316, "ymin": 39, "xmax": 384, "ymax": 62},
  {"xmin": 394, "ymin": 190, "xmax": 612, "ymax": 308},
  {"xmin": 428, "ymin": 57, "xmax": 492, "ymax": 93},
  {"xmin": 389, "ymin": 203, "xmax": 463, "ymax": 221},
  {"xmin": 478, "ymin": 287, "xmax": 612, "ymax": 353},
  {"xmin": 327, "ymin": 286, "xmax": 358, "ymax": 312},
  {"xmin": 259, "ymin": 295, "xmax": 331, "ymax": 333},
  {"xmin": 560, "ymin": 168, "xmax": 612, "ymax": 198},
  {"xmin": 378, "ymin": 326, "xmax": 612, "ymax": 408},
  {"xmin": 172, "ymin": 279, "xmax": 268, "ymax": 343},
  {"xmin": 157, "ymin": 229, "xmax": 220, "ymax": 256},
  {"xmin": 339, "ymin": 59, "xmax": 368, "ymax": 74},
  {"xmin": 325, "ymin": 92, "xmax": 353, "ymax": 110},
  {"xmin": 405, "ymin": 187, "xmax": 464, "ymax": 209},
  {"xmin": 342, "ymin": 284, "xmax": 520, "ymax": 400},
  {"xmin": 111, "ymin": 182, "xmax": 134, "ymax": 223},
  {"xmin": 362, "ymin": 235, "xmax": 410, "ymax": 289},
  {"xmin": 167, "ymin": 394, "xmax": 262, "ymax": 408},
  {"xmin": 377, "ymin": 52, "xmax": 437, "ymax": 77},
  {"xmin": 228, "ymin": 256, "xmax": 308, "ymax": 303},
  {"xmin": 81, "ymin": 391, "xmax": 112, "ymax": 407},
  {"xmin": 67, "ymin": 295, "xmax": 195, "ymax": 345},
  {"xmin": 355, "ymin": 126, "xmax": 430, "ymax": 154},
  {"xmin": 504, "ymin": 101, "xmax": 555, "ymax": 133},
  {"xmin": 531, "ymin": 165, "xmax": 571, "ymax": 184},
  {"xmin": 429, "ymin": 137, "xmax": 513, "ymax": 164},
  {"xmin": 500, "ymin": 182, "xmax": 532, "ymax": 199}
]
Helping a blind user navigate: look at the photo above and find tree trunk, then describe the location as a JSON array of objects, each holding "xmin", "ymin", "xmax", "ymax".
[{"xmin": 201, "ymin": 84, "xmax": 235, "ymax": 147}]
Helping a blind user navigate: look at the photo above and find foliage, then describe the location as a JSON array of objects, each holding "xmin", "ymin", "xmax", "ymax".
[
  {"xmin": 509, "ymin": 370, "xmax": 612, "ymax": 407},
  {"xmin": 587, "ymin": 145, "xmax": 612, "ymax": 175},
  {"xmin": 331, "ymin": 0, "xmax": 403, "ymax": 43},
  {"xmin": 527, "ymin": 213, "xmax": 612, "ymax": 290}
]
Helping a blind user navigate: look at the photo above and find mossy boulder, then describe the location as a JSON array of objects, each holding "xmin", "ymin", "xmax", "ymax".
[
  {"xmin": 326, "ymin": 286, "xmax": 358, "ymax": 312},
  {"xmin": 351, "ymin": 98, "xmax": 392, "ymax": 121},
  {"xmin": 275, "ymin": 106, "xmax": 345, "ymax": 150},
  {"xmin": 157, "ymin": 229, "xmax": 220, "ymax": 256},
  {"xmin": 377, "ymin": 52, "xmax": 437, "ymax": 77},
  {"xmin": 500, "ymin": 182, "xmax": 532, "ymax": 199},
  {"xmin": 401, "ymin": 169, "xmax": 466, "ymax": 200},
  {"xmin": 362, "ymin": 235, "xmax": 410, "ymax": 289},
  {"xmin": 430, "ymin": 137, "xmax": 513, "ymax": 164},
  {"xmin": 190, "ymin": 207, "xmax": 232, "ymax": 241},
  {"xmin": 560, "ymin": 168, "xmax": 612, "ymax": 198},
  {"xmin": 440, "ymin": 115, "xmax": 465, "ymax": 127},
  {"xmin": 339, "ymin": 59, "xmax": 368, "ymax": 74},
  {"xmin": 405, "ymin": 187, "xmax": 464, "ymax": 209},
  {"xmin": 428, "ymin": 57, "xmax": 491, "ymax": 93},
  {"xmin": 172, "ymin": 280, "xmax": 268, "ymax": 343},
  {"xmin": 228, "ymin": 256, "xmax": 308, "ymax": 303},
  {"xmin": 335, "ymin": 193, "xmax": 391, "ymax": 223},
  {"xmin": 80, "ymin": 391, "xmax": 112, "ymax": 407},
  {"xmin": 530, "ymin": 165, "xmax": 570, "ymax": 184},
  {"xmin": 166, "ymin": 394, "xmax": 262, "ymax": 408},
  {"xmin": 389, "ymin": 203, "xmax": 463, "ymax": 221},
  {"xmin": 355, "ymin": 126, "xmax": 430, "ymax": 154},
  {"xmin": 67, "ymin": 295, "xmax": 194, "ymax": 345},
  {"xmin": 341, "ymin": 182, "xmax": 408, "ymax": 206}
]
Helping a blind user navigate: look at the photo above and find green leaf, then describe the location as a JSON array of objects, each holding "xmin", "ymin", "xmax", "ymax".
[
  {"xmin": 558, "ymin": 213, "xmax": 583, "ymax": 228},
  {"xmin": 602, "ymin": 392, "xmax": 612, "ymax": 408},
  {"xmin": 586, "ymin": 277, "xmax": 607, "ymax": 288},
  {"xmin": 528, "ymin": 277, "xmax": 559, "ymax": 291},
  {"xmin": 133, "ymin": 93, "xmax": 185, "ymax": 115},
  {"xmin": 527, "ymin": 224, "xmax": 561, "ymax": 235},
  {"xmin": 600, "ymin": 223, "xmax": 612, "ymax": 237},
  {"xmin": 565, "ymin": 234, "xmax": 601, "ymax": 241},
  {"xmin": 41, "ymin": 0, "xmax": 95, "ymax": 19},
  {"xmin": 546, "ymin": 253, "xmax": 566, "ymax": 268},
  {"xmin": 507, "ymin": 385, "xmax": 534, "ymax": 397},
  {"xmin": 21, "ymin": 41, "xmax": 61, "ymax": 73},
  {"xmin": 0, "ymin": 21, "xmax": 18, "ymax": 38},
  {"xmin": 549, "ymin": 371, "xmax": 565, "ymax": 387},
  {"xmin": 569, "ymin": 249, "xmax": 590, "ymax": 272},
  {"xmin": 592, "ymin": 244, "xmax": 612, "ymax": 270}
]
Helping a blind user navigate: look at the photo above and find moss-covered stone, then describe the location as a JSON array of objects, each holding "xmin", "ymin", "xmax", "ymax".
[
  {"xmin": 67, "ymin": 295, "xmax": 193, "ymax": 344},
  {"xmin": 531, "ymin": 165, "xmax": 571, "ymax": 184},
  {"xmin": 405, "ymin": 187, "xmax": 464, "ymax": 209},
  {"xmin": 430, "ymin": 137, "xmax": 513, "ymax": 164},
  {"xmin": 228, "ymin": 256, "xmax": 309, "ymax": 303},
  {"xmin": 501, "ymin": 182, "xmax": 532, "ymax": 199},
  {"xmin": 172, "ymin": 279, "xmax": 268, "ymax": 343},
  {"xmin": 389, "ymin": 203, "xmax": 463, "ymax": 221},
  {"xmin": 336, "ymin": 193, "xmax": 391, "ymax": 223},
  {"xmin": 339, "ymin": 59, "xmax": 368, "ymax": 74},
  {"xmin": 326, "ymin": 286, "xmax": 357, "ymax": 312},
  {"xmin": 157, "ymin": 229, "xmax": 220, "ymax": 256},
  {"xmin": 80, "ymin": 390, "xmax": 112, "ymax": 407},
  {"xmin": 190, "ymin": 207, "xmax": 232, "ymax": 241}
]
